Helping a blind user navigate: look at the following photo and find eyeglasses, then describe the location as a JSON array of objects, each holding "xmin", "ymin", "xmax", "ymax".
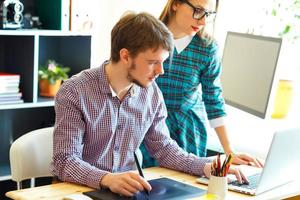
[{"xmin": 180, "ymin": 0, "xmax": 216, "ymax": 22}]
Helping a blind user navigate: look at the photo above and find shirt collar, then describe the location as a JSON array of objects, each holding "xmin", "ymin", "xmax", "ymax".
[
  {"xmin": 130, "ymin": 84, "xmax": 138, "ymax": 97},
  {"xmin": 99, "ymin": 60, "xmax": 140, "ymax": 98},
  {"xmin": 108, "ymin": 84, "xmax": 138, "ymax": 98},
  {"xmin": 98, "ymin": 60, "xmax": 111, "ymax": 94},
  {"xmin": 174, "ymin": 35, "xmax": 194, "ymax": 54},
  {"xmin": 109, "ymin": 85, "xmax": 117, "ymax": 97}
]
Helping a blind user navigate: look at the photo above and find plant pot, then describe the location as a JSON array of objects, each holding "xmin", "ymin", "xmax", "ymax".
[{"xmin": 39, "ymin": 79, "xmax": 62, "ymax": 97}]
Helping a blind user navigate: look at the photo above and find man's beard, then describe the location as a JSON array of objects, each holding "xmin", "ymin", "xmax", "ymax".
[{"xmin": 127, "ymin": 61, "xmax": 147, "ymax": 88}]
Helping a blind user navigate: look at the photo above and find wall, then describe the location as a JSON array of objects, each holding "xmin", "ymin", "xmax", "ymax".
[
  {"xmin": 214, "ymin": 0, "xmax": 300, "ymax": 80},
  {"xmin": 214, "ymin": 0, "xmax": 300, "ymax": 121},
  {"xmin": 89, "ymin": 0, "xmax": 167, "ymax": 67},
  {"xmin": 86, "ymin": 0, "xmax": 300, "ymax": 119}
]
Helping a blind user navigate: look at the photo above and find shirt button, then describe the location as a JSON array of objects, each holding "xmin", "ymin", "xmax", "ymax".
[
  {"xmin": 117, "ymin": 125, "xmax": 122, "ymax": 130},
  {"xmin": 114, "ymin": 146, "xmax": 119, "ymax": 151}
]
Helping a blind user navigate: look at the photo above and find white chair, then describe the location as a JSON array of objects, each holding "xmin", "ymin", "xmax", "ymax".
[
  {"xmin": 9, "ymin": 126, "xmax": 143, "ymax": 189},
  {"xmin": 9, "ymin": 127, "xmax": 54, "ymax": 189}
]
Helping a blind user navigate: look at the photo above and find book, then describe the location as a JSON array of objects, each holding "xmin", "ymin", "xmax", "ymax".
[
  {"xmin": 0, "ymin": 92, "xmax": 22, "ymax": 98},
  {"xmin": 0, "ymin": 94, "xmax": 22, "ymax": 101},
  {"xmin": 0, "ymin": 81, "xmax": 20, "ymax": 88},
  {"xmin": 0, "ymin": 99, "xmax": 24, "ymax": 105},
  {"xmin": 0, "ymin": 79, "xmax": 20, "ymax": 84},
  {"xmin": 0, "ymin": 91, "xmax": 23, "ymax": 105},
  {"xmin": 0, "ymin": 97, "xmax": 22, "ymax": 101},
  {"xmin": 0, "ymin": 85, "xmax": 20, "ymax": 94},
  {"xmin": 0, "ymin": 72, "xmax": 20, "ymax": 81}
]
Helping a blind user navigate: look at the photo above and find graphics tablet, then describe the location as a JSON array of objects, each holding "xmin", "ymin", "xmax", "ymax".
[{"xmin": 84, "ymin": 177, "xmax": 206, "ymax": 200}]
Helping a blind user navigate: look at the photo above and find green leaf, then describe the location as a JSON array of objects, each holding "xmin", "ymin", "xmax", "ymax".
[
  {"xmin": 282, "ymin": 25, "xmax": 291, "ymax": 35},
  {"xmin": 38, "ymin": 59, "xmax": 70, "ymax": 82}
]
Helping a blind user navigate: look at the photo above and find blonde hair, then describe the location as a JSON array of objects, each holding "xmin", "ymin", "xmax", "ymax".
[{"xmin": 159, "ymin": 0, "xmax": 219, "ymax": 42}]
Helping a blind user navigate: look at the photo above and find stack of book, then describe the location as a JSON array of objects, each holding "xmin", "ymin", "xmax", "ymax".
[{"xmin": 0, "ymin": 72, "xmax": 24, "ymax": 105}]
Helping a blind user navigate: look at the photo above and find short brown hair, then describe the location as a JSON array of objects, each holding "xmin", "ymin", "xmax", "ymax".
[{"xmin": 110, "ymin": 12, "xmax": 174, "ymax": 63}]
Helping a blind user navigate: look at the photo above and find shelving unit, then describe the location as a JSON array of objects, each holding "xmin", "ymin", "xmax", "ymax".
[
  {"xmin": 0, "ymin": 30, "xmax": 91, "ymax": 180},
  {"xmin": 20, "ymin": 0, "xmax": 69, "ymax": 30}
]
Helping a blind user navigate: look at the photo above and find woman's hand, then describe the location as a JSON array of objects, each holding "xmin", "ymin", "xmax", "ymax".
[{"xmin": 231, "ymin": 153, "xmax": 264, "ymax": 168}]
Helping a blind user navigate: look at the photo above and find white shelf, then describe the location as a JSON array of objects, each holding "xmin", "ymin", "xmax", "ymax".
[
  {"xmin": 0, "ymin": 101, "xmax": 54, "ymax": 110},
  {"xmin": 0, "ymin": 29, "xmax": 91, "ymax": 36},
  {"xmin": 0, "ymin": 32, "xmax": 91, "ymax": 182}
]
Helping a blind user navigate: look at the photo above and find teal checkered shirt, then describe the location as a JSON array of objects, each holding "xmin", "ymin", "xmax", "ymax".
[{"xmin": 141, "ymin": 34, "xmax": 226, "ymax": 167}]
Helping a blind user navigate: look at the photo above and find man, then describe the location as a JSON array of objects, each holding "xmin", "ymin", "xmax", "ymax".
[{"xmin": 52, "ymin": 12, "xmax": 247, "ymax": 197}]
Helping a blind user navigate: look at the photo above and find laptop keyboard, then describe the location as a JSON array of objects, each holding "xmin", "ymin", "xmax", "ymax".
[{"xmin": 230, "ymin": 173, "xmax": 261, "ymax": 190}]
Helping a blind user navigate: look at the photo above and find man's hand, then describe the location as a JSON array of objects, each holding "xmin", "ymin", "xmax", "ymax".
[
  {"xmin": 232, "ymin": 153, "xmax": 264, "ymax": 168},
  {"xmin": 100, "ymin": 172, "xmax": 152, "ymax": 197}
]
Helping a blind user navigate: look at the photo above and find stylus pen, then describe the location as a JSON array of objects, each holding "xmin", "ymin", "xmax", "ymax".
[{"xmin": 134, "ymin": 152, "xmax": 150, "ymax": 195}]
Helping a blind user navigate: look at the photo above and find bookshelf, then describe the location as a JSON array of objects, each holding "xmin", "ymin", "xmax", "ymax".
[
  {"xmin": 0, "ymin": 30, "xmax": 91, "ymax": 180},
  {"xmin": 19, "ymin": 0, "xmax": 70, "ymax": 30}
]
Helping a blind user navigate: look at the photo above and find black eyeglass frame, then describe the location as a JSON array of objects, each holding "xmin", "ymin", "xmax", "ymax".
[{"xmin": 179, "ymin": 0, "xmax": 216, "ymax": 20}]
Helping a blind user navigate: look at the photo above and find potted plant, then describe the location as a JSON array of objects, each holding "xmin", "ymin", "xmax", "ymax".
[
  {"xmin": 38, "ymin": 60, "xmax": 70, "ymax": 97},
  {"xmin": 268, "ymin": 0, "xmax": 300, "ymax": 118}
]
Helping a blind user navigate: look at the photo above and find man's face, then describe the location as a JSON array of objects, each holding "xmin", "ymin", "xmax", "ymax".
[{"xmin": 127, "ymin": 48, "xmax": 169, "ymax": 88}]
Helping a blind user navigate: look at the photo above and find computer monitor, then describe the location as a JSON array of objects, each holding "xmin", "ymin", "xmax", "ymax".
[{"xmin": 220, "ymin": 31, "xmax": 282, "ymax": 118}]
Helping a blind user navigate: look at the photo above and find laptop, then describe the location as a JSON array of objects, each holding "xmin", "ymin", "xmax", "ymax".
[{"xmin": 196, "ymin": 127, "xmax": 300, "ymax": 195}]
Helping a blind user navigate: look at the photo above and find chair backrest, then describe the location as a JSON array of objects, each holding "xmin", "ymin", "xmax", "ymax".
[{"xmin": 9, "ymin": 127, "xmax": 54, "ymax": 187}]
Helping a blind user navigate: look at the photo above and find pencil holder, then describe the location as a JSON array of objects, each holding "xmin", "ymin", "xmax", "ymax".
[{"xmin": 207, "ymin": 175, "xmax": 228, "ymax": 200}]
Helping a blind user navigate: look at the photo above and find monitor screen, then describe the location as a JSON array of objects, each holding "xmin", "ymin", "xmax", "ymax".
[{"xmin": 221, "ymin": 32, "xmax": 282, "ymax": 118}]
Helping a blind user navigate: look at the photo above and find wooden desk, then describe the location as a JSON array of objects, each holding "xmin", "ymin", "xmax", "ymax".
[{"xmin": 6, "ymin": 167, "xmax": 300, "ymax": 200}]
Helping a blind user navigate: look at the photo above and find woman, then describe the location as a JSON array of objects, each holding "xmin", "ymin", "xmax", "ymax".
[{"xmin": 141, "ymin": 0, "xmax": 263, "ymax": 168}]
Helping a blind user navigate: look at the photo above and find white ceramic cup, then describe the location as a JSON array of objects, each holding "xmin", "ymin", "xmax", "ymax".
[{"xmin": 207, "ymin": 175, "xmax": 228, "ymax": 200}]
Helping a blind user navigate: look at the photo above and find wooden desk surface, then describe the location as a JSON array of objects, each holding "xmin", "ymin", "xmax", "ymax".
[{"xmin": 6, "ymin": 167, "xmax": 300, "ymax": 200}]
